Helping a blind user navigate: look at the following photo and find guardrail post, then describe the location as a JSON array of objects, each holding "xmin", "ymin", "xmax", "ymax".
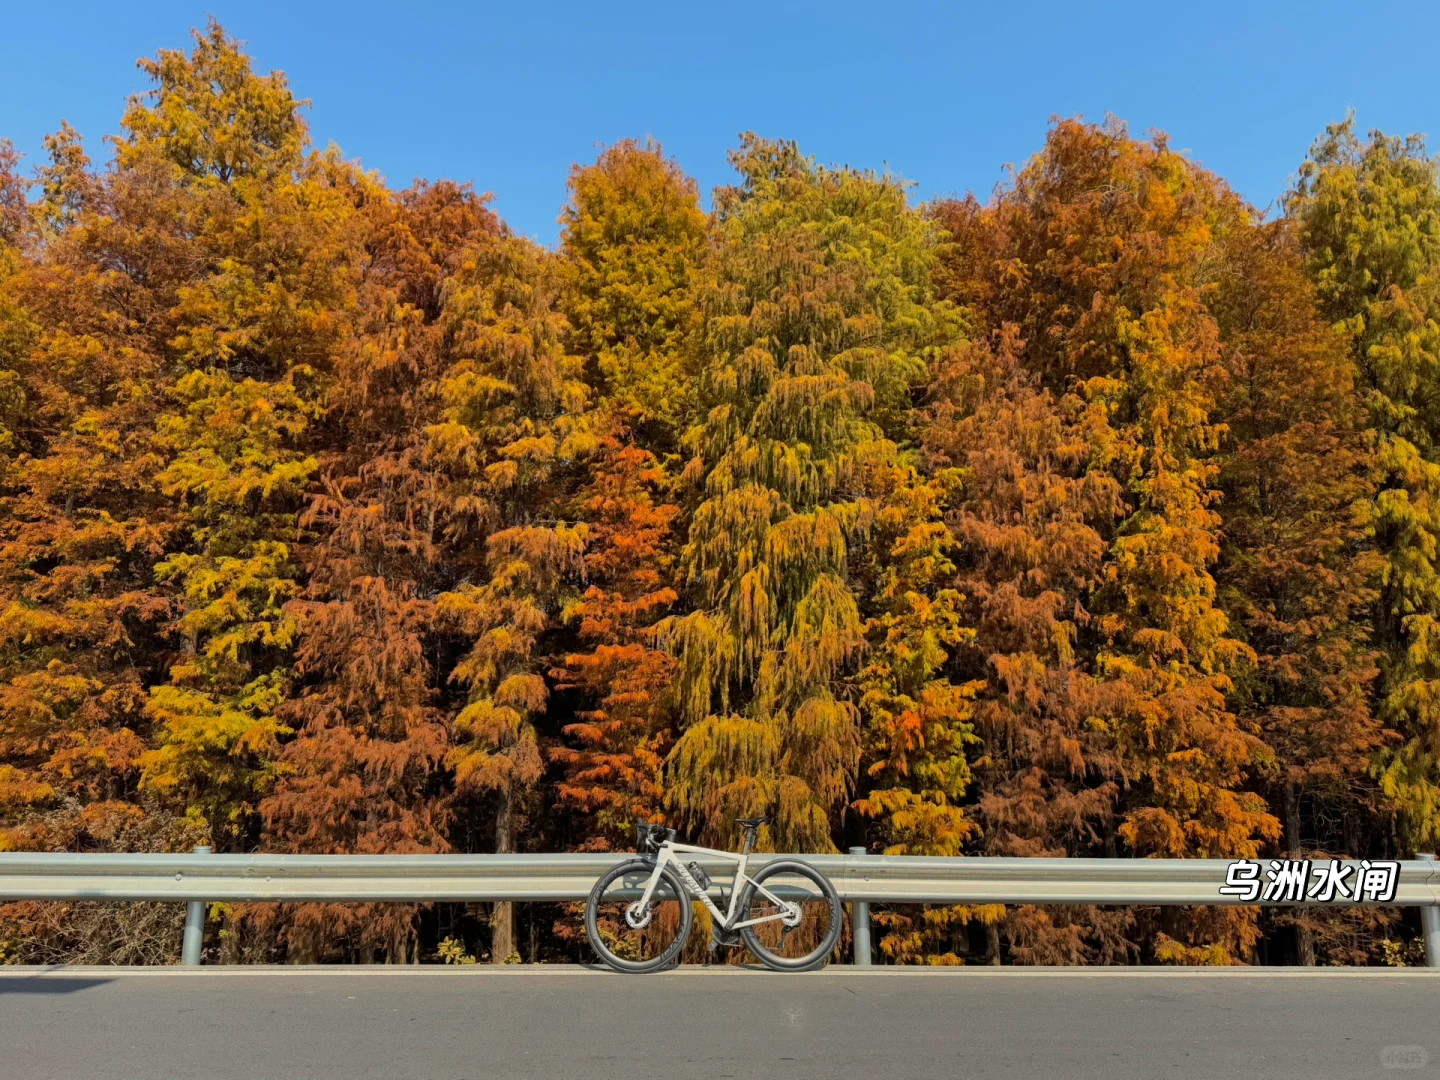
[
  {"xmin": 1420, "ymin": 853, "xmax": 1440, "ymax": 969},
  {"xmin": 181, "ymin": 845, "xmax": 211, "ymax": 967},
  {"xmin": 848, "ymin": 846, "xmax": 872, "ymax": 967}
]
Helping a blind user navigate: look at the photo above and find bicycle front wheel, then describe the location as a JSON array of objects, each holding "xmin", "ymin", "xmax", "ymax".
[
  {"xmin": 585, "ymin": 859, "xmax": 694, "ymax": 973},
  {"xmin": 738, "ymin": 859, "xmax": 842, "ymax": 972}
]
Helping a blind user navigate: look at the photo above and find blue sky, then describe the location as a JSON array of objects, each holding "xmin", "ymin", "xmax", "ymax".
[{"xmin": 2, "ymin": 1, "xmax": 1436, "ymax": 244}]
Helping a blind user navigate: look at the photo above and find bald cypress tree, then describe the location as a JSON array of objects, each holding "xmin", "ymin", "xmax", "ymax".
[
  {"xmin": 934, "ymin": 119, "xmax": 1282, "ymax": 963},
  {"xmin": 1289, "ymin": 119, "xmax": 1440, "ymax": 850},
  {"xmin": 548, "ymin": 141, "xmax": 696, "ymax": 854},
  {"xmin": 257, "ymin": 180, "xmax": 497, "ymax": 963},
  {"xmin": 121, "ymin": 24, "xmax": 368, "ymax": 851},
  {"xmin": 659, "ymin": 137, "xmax": 959, "ymax": 852},
  {"xmin": 559, "ymin": 138, "xmax": 707, "ymax": 448},
  {"xmin": 430, "ymin": 235, "xmax": 590, "ymax": 961}
]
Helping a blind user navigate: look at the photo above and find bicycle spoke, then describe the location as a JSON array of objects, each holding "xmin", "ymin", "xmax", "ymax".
[
  {"xmin": 590, "ymin": 869, "xmax": 689, "ymax": 965},
  {"xmin": 745, "ymin": 867, "xmax": 835, "ymax": 963}
]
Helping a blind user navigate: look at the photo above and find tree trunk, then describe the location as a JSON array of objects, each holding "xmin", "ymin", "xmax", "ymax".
[
  {"xmin": 1286, "ymin": 783, "xmax": 1315, "ymax": 967},
  {"xmin": 491, "ymin": 787, "xmax": 516, "ymax": 964},
  {"xmin": 986, "ymin": 921, "xmax": 1002, "ymax": 966},
  {"xmin": 288, "ymin": 927, "xmax": 317, "ymax": 965}
]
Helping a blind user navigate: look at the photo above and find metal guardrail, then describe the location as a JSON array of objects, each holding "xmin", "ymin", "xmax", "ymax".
[{"xmin": 3, "ymin": 848, "xmax": 1438, "ymax": 968}]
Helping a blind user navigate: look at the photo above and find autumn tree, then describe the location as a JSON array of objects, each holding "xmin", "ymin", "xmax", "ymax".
[
  {"xmin": 934, "ymin": 119, "xmax": 1282, "ymax": 963},
  {"xmin": 847, "ymin": 394, "xmax": 992, "ymax": 963},
  {"xmin": 1289, "ymin": 119, "xmax": 1440, "ymax": 850},
  {"xmin": 559, "ymin": 139, "xmax": 707, "ymax": 447},
  {"xmin": 548, "ymin": 428, "xmax": 679, "ymax": 850},
  {"xmin": 659, "ymin": 137, "xmax": 956, "ymax": 853},
  {"xmin": 34, "ymin": 123, "xmax": 95, "ymax": 235},
  {"xmin": 0, "ymin": 115, "xmax": 194, "ymax": 855},
  {"xmin": 547, "ymin": 142, "xmax": 700, "ymax": 854},
  {"xmin": 1206, "ymin": 212, "xmax": 1389, "ymax": 964},
  {"xmin": 0, "ymin": 139, "xmax": 29, "ymax": 496},
  {"xmin": 909, "ymin": 315, "xmax": 1128, "ymax": 963},
  {"xmin": 113, "ymin": 23, "xmax": 369, "ymax": 850},
  {"xmin": 116, "ymin": 20, "xmax": 305, "ymax": 186},
  {"xmin": 849, "ymin": 457, "xmax": 978, "ymax": 861},
  {"xmin": 429, "ymin": 235, "xmax": 589, "ymax": 961},
  {"xmin": 0, "ymin": 141, "xmax": 25, "ymax": 246},
  {"xmin": 258, "ymin": 180, "xmax": 499, "ymax": 962}
]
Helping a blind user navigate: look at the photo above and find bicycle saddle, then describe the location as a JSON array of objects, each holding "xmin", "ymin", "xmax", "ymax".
[{"xmin": 735, "ymin": 817, "xmax": 769, "ymax": 829}]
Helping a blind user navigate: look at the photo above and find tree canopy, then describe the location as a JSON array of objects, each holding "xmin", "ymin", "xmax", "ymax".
[{"xmin": 0, "ymin": 25, "xmax": 1430, "ymax": 968}]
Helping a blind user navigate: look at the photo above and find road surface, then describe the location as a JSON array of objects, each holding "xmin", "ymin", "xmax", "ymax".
[{"xmin": 2, "ymin": 965, "xmax": 1437, "ymax": 1079}]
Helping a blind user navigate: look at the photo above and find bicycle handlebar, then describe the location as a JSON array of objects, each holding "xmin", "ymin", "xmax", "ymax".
[{"xmin": 636, "ymin": 822, "xmax": 676, "ymax": 850}]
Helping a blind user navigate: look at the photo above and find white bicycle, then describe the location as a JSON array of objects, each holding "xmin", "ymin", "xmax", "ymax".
[{"xmin": 585, "ymin": 817, "xmax": 843, "ymax": 973}]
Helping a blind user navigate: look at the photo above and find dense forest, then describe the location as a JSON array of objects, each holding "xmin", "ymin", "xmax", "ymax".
[{"xmin": 2, "ymin": 22, "xmax": 1439, "ymax": 967}]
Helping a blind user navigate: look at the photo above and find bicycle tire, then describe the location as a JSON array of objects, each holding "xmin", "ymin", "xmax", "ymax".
[
  {"xmin": 738, "ymin": 859, "xmax": 842, "ymax": 972},
  {"xmin": 585, "ymin": 858, "xmax": 694, "ymax": 973}
]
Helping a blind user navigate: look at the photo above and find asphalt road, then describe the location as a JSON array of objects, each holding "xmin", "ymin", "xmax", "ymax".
[{"xmin": 3, "ymin": 965, "xmax": 1439, "ymax": 1080}]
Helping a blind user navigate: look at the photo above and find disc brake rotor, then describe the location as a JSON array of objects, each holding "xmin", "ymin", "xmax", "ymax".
[{"xmin": 624, "ymin": 901, "xmax": 653, "ymax": 930}]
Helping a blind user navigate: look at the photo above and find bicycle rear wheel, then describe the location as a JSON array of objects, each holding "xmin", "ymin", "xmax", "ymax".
[
  {"xmin": 585, "ymin": 859, "xmax": 693, "ymax": 973},
  {"xmin": 738, "ymin": 859, "xmax": 842, "ymax": 972}
]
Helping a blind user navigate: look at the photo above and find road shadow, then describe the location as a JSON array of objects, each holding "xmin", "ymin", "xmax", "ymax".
[{"xmin": 0, "ymin": 972, "xmax": 112, "ymax": 994}]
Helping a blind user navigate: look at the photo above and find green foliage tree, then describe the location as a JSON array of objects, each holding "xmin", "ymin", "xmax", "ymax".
[{"xmin": 1289, "ymin": 118, "xmax": 1440, "ymax": 849}]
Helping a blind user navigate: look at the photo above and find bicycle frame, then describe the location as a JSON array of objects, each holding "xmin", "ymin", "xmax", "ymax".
[{"xmin": 632, "ymin": 841, "xmax": 798, "ymax": 932}]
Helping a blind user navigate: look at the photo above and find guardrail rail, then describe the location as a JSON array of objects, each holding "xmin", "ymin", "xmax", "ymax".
[{"xmin": 3, "ymin": 848, "xmax": 1437, "ymax": 968}]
